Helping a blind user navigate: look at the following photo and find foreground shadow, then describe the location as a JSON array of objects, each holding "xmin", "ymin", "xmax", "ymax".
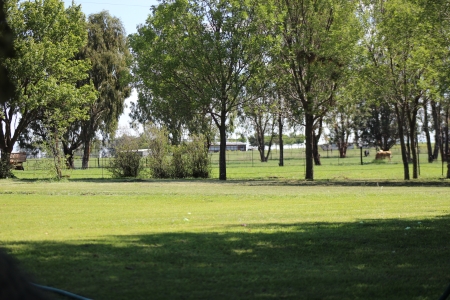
[{"xmin": 3, "ymin": 216, "xmax": 450, "ymax": 300}]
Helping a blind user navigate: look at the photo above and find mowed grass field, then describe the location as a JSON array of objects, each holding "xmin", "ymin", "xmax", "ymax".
[{"xmin": 1, "ymin": 179, "xmax": 450, "ymax": 299}]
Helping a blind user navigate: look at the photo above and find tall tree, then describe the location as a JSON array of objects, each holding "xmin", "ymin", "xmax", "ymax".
[
  {"xmin": 274, "ymin": 0, "xmax": 361, "ymax": 180},
  {"xmin": 362, "ymin": 0, "xmax": 442, "ymax": 179},
  {"xmin": 0, "ymin": 0, "xmax": 95, "ymax": 178},
  {"xmin": 0, "ymin": 0, "xmax": 14, "ymax": 103},
  {"xmin": 77, "ymin": 11, "xmax": 132, "ymax": 169},
  {"xmin": 0, "ymin": 0, "xmax": 14, "ymax": 177},
  {"xmin": 130, "ymin": 0, "xmax": 273, "ymax": 180}
]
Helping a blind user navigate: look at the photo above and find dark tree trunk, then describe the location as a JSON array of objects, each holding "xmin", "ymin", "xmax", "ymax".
[
  {"xmin": 313, "ymin": 119, "xmax": 322, "ymax": 165},
  {"xmin": 257, "ymin": 128, "xmax": 266, "ymax": 162},
  {"xmin": 447, "ymin": 103, "xmax": 450, "ymax": 178},
  {"xmin": 431, "ymin": 101, "xmax": 442, "ymax": 160},
  {"xmin": 62, "ymin": 142, "xmax": 79, "ymax": 169},
  {"xmin": 65, "ymin": 150, "xmax": 75, "ymax": 169},
  {"xmin": 405, "ymin": 124, "xmax": 411, "ymax": 163},
  {"xmin": 395, "ymin": 103, "xmax": 410, "ymax": 180},
  {"xmin": 278, "ymin": 113, "xmax": 284, "ymax": 167},
  {"xmin": 304, "ymin": 113, "xmax": 314, "ymax": 180},
  {"xmin": 445, "ymin": 107, "xmax": 449, "ymax": 164},
  {"xmin": 218, "ymin": 119, "xmax": 227, "ymax": 180},
  {"xmin": 423, "ymin": 103, "xmax": 433, "ymax": 162},
  {"xmin": 82, "ymin": 140, "xmax": 91, "ymax": 169},
  {"xmin": 408, "ymin": 116, "xmax": 418, "ymax": 179},
  {"xmin": 0, "ymin": 130, "xmax": 14, "ymax": 178},
  {"xmin": 313, "ymin": 134, "xmax": 321, "ymax": 165},
  {"xmin": 447, "ymin": 159, "xmax": 450, "ymax": 179},
  {"xmin": 0, "ymin": 151, "xmax": 12, "ymax": 178}
]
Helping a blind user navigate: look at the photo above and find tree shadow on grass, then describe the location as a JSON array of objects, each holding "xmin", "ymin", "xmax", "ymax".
[{"xmin": 3, "ymin": 216, "xmax": 450, "ymax": 300}]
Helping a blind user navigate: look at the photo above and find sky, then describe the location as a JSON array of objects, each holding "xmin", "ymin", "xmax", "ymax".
[{"xmin": 62, "ymin": 0, "xmax": 159, "ymax": 132}]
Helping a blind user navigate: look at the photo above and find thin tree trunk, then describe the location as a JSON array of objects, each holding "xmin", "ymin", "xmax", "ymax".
[
  {"xmin": 395, "ymin": 103, "xmax": 410, "ymax": 180},
  {"xmin": 304, "ymin": 113, "xmax": 314, "ymax": 180},
  {"xmin": 447, "ymin": 159, "xmax": 450, "ymax": 179},
  {"xmin": 218, "ymin": 107, "xmax": 227, "ymax": 180},
  {"xmin": 446, "ymin": 106, "xmax": 450, "ymax": 178},
  {"xmin": 256, "ymin": 126, "xmax": 266, "ymax": 162},
  {"xmin": 431, "ymin": 101, "xmax": 441, "ymax": 160},
  {"xmin": 278, "ymin": 112, "xmax": 284, "ymax": 167},
  {"xmin": 445, "ymin": 107, "xmax": 449, "ymax": 164},
  {"xmin": 263, "ymin": 121, "xmax": 276, "ymax": 162},
  {"xmin": 51, "ymin": 133, "xmax": 62, "ymax": 179},
  {"xmin": 313, "ymin": 134, "xmax": 321, "ymax": 165},
  {"xmin": 406, "ymin": 125, "xmax": 411, "ymax": 163},
  {"xmin": 423, "ymin": 103, "xmax": 433, "ymax": 162},
  {"xmin": 408, "ymin": 116, "xmax": 418, "ymax": 179},
  {"xmin": 313, "ymin": 119, "xmax": 322, "ymax": 165}
]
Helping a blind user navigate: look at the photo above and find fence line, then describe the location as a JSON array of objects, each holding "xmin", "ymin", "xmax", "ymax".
[{"xmin": 14, "ymin": 144, "xmax": 448, "ymax": 180}]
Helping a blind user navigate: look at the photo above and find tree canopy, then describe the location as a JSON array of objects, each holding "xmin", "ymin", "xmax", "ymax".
[
  {"xmin": 0, "ymin": 0, "xmax": 96, "ymax": 178},
  {"xmin": 130, "ymin": 0, "xmax": 275, "ymax": 180}
]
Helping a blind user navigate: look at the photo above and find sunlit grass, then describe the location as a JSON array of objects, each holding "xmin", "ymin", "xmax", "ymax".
[{"xmin": 1, "ymin": 180, "xmax": 450, "ymax": 299}]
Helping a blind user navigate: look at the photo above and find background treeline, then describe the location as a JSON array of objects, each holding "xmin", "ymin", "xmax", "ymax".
[{"xmin": 1, "ymin": 0, "xmax": 450, "ymax": 181}]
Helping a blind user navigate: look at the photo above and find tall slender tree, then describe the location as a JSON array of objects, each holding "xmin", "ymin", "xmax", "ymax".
[
  {"xmin": 77, "ymin": 11, "xmax": 132, "ymax": 169},
  {"xmin": 274, "ymin": 0, "xmax": 361, "ymax": 180}
]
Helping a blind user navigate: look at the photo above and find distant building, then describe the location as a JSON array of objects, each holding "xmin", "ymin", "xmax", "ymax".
[
  {"xmin": 320, "ymin": 143, "xmax": 355, "ymax": 151},
  {"xmin": 209, "ymin": 142, "xmax": 247, "ymax": 152}
]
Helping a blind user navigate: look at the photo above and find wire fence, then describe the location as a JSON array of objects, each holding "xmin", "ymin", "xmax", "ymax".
[{"xmin": 10, "ymin": 144, "xmax": 448, "ymax": 180}]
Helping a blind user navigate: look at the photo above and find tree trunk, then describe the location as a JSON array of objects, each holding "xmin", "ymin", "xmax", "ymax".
[
  {"xmin": 265, "ymin": 139, "xmax": 273, "ymax": 162},
  {"xmin": 278, "ymin": 113, "xmax": 284, "ymax": 167},
  {"xmin": 82, "ymin": 140, "xmax": 91, "ymax": 169},
  {"xmin": 257, "ymin": 129, "xmax": 266, "ymax": 162},
  {"xmin": 405, "ymin": 125, "xmax": 411, "ymax": 163},
  {"xmin": 304, "ymin": 114, "xmax": 314, "ymax": 180},
  {"xmin": 338, "ymin": 143, "xmax": 347, "ymax": 158},
  {"xmin": 431, "ymin": 101, "xmax": 441, "ymax": 160},
  {"xmin": 447, "ymin": 150, "xmax": 450, "ymax": 178},
  {"xmin": 62, "ymin": 142, "xmax": 76, "ymax": 169},
  {"xmin": 395, "ymin": 103, "xmax": 410, "ymax": 180},
  {"xmin": 408, "ymin": 117, "xmax": 418, "ymax": 179},
  {"xmin": 0, "ymin": 151, "xmax": 12, "ymax": 179},
  {"xmin": 445, "ymin": 107, "xmax": 449, "ymax": 163},
  {"xmin": 218, "ymin": 116, "xmax": 227, "ymax": 180},
  {"xmin": 313, "ymin": 121, "xmax": 322, "ymax": 165},
  {"xmin": 313, "ymin": 135, "xmax": 321, "ymax": 165},
  {"xmin": 50, "ymin": 132, "xmax": 62, "ymax": 180},
  {"xmin": 423, "ymin": 103, "xmax": 433, "ymax": 162}
]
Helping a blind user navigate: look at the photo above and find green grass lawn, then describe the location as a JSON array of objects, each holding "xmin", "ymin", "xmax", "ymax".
[{"xmin": 1, "ymin": 180, "xmax": 449, "ymax": 299}]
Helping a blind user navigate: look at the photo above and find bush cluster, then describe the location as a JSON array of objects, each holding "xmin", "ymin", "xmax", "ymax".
[
  {"xmin": 108, "ymin": 150, "xmax": 143, "ymax": 178},
  {"xmin": 107, "ymin": 126, "xmax": 210, "ymax": 179}
]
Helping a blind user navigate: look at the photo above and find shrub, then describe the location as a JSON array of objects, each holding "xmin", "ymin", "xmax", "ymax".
[
  {"xmin": 171, "ymin": 144, "xmax": 189, "ymax": 178},
  {"xmin": 107, "ymin": 134, "xmax": 144, "ymax": 178},
  {"xmin": 108, "ymin": 151, "xmax": 143, "ymax": 178},
  {"xmin": 145, "ymin": 126, "xmax": 172, "ymax": 179},
  {"xmin": 185, "ymin": 135, "xmax": 210, "ymax": 178},
  {"xmin": 143, "ymin": 124, "xmax": 210, "ymax": 179}
]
